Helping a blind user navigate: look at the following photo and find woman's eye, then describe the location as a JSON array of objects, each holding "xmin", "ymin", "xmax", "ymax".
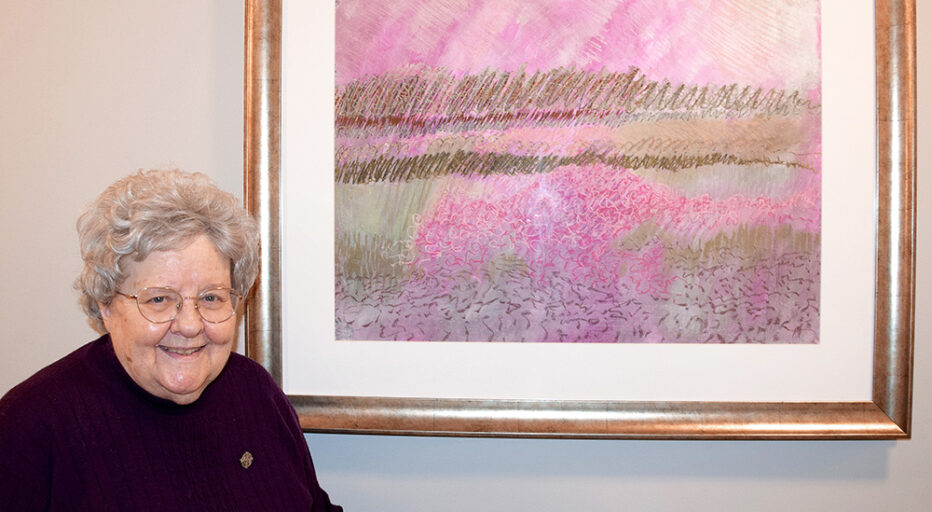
[
  {"xmin": 200, "ymin": 293, "xmax": 227, "ymax": 304},
  {"xmin": 139, "ymin": 289, "xmax": 178, "ymax": 307}
]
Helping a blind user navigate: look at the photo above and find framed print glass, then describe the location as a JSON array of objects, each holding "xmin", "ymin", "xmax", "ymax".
[{"xmin": 244, "ymin": 0, "xmax": 915, "ymax": 439}]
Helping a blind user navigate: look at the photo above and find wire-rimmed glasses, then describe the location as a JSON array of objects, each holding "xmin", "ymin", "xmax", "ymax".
[{"xmin": 114, "ymin": 287, "xmax": 242, "ymax": 324}]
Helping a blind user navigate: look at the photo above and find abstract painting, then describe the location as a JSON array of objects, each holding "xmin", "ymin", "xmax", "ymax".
[{"xmin": 334, "ymin": 0, "xmax": 821, "ymax": 343}]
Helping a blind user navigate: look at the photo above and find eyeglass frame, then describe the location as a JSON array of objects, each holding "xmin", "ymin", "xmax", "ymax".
[{"xmin": 113, "ymin": 286, "xmax": 244, "ymax": 324}]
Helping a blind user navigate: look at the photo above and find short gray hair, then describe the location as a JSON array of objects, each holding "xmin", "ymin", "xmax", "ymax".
[{"xmin": 75, "ymin": 169, "xmax": 259, "ymax": 332}]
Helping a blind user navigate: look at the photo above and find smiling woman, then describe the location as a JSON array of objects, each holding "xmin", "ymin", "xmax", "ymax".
[
  {"xmin": 0, "ymin": 170, "xmax": 341, "ymax": 511},
  {"xmin": 101, "ymin": 234, "xmax": 237, "ymax": 405}
]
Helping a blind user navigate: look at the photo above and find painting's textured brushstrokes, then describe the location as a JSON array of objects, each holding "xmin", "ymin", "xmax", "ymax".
[{"xmin": 334, "ymin": 0, "xmax": 821, "ymax": 343}]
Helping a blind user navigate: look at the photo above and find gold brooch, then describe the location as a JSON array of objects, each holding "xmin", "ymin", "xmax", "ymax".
[{"xmin": 240, "ymin": 451, "xmax": 254, "ymax": 469}]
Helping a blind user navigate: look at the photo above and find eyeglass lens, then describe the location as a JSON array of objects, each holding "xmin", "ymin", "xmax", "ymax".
[{"xmin": 133, "ymin": 287, "xmax": 239, "ymax": 324}]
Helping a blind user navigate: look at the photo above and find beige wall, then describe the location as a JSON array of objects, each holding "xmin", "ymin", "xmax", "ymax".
[
  {"xmin": 0, "ymin": 1, "xmax": 244, "ymax": 375},
  {"xmin": 1, "ymin": 1, "xmax": 930, "ymax": 510}
]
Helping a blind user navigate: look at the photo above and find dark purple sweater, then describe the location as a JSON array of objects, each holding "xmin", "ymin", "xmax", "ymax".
[{"xmin": 0, "ymin": 335, "xmax": 342, "ymax": 511}]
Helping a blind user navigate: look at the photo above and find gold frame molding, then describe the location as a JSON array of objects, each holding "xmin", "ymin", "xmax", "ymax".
[{"xmin": 244, "ymin": 0, "xmax": 916, "ymax": 439}]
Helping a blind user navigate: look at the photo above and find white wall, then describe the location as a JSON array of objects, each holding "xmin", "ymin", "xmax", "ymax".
[{"xmin": 0, "ymin": 1, "xmax": 929, "ymax": 511}]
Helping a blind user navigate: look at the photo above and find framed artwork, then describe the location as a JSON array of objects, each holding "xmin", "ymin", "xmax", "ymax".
[{"xmin": 244, "ymin": 0, "xmax": 916, "ymax": 438}]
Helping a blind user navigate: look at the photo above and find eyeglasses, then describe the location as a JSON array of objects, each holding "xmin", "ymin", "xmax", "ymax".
[{"xmin": 114, "ymin": 287, "xmax": 243, "ymax": 324}]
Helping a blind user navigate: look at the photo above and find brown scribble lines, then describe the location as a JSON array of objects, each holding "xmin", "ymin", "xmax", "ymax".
[
  {"xmin": 336, "ymin": 150, "xmax": 811, "ymax": 184},
  {"xmin": 336, "ymin": 66, "xmax": 819, "ymax": 137}
]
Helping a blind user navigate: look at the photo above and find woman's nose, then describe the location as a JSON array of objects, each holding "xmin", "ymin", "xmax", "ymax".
[{"xmin": 170, "ymin": 299, "xmax": 204, "ymax": 336}]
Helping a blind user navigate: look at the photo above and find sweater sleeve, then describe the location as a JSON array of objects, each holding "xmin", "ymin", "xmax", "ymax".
[
  {"xmin": 0, "ymin": 383, "xmax": 53, "ymax": 511},
  {"xmin": 269, "ymin": 375, "xmax": 344, "ymax": 512}
]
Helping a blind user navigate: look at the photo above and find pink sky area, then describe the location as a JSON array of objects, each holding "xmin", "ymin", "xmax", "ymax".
[{"xmin": 336, "ymin": 0, "xmax": 821, "ymax": 91}]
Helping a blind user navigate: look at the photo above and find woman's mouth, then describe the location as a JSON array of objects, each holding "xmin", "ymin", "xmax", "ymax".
[{"xmin": 158, "ymin": 345, "xmax": 206, "ymax": 357}]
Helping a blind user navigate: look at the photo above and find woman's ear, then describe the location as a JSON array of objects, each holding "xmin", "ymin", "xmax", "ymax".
[{"xmin": 98, "ymin": 301, "xmax": 111, "ymax": 324}]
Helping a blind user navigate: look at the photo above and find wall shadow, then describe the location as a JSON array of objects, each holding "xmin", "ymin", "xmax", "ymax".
[{"xmin": 307, "ymin": 433, "xmax": 894, "ymax": 481}]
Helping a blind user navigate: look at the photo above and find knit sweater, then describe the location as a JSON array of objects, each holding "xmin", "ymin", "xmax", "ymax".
[{"xmin": 0, "ymin": 335, "xmax": 341, "ymax": 511}]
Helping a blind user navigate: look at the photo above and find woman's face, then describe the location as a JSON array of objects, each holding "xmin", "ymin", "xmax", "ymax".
[{"xmin": 99, "ymin": 234, "xmax": 237, "ymax": 405}]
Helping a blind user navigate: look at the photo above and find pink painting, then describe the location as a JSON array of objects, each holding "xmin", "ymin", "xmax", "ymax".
[{"xmin": 334, "ymin": 0, "xmax": 822, "ymax": 343}]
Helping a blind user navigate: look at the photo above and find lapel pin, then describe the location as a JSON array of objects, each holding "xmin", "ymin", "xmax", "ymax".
[{"xmin": 240, "ymin": 451, "xmax": 254, "ymax": 469}]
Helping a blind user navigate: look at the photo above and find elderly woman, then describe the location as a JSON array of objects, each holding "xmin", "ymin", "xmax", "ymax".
[{"xmin": 0, "ymin": 169, "xmax": 341, "ymax": 511}]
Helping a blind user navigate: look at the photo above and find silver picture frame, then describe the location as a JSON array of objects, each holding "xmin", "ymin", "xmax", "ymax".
[{"xmin": 244, "ymin": 0, "xmax": 916, "ymax": 439}]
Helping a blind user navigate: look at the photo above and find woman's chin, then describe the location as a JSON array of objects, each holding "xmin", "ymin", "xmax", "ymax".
[
  {"xmin": 155, "ymin": 370, "xmax": 211, "ymax": 404},
  {"xmin": 160, "ymin": 384, "xmax": 207, "ymax": 404}
]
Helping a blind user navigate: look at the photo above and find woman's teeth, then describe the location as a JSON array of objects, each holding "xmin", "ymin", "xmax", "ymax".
[{"xmin": 159, "ymin": 346, "xmax": 204, "ymax": 356}]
